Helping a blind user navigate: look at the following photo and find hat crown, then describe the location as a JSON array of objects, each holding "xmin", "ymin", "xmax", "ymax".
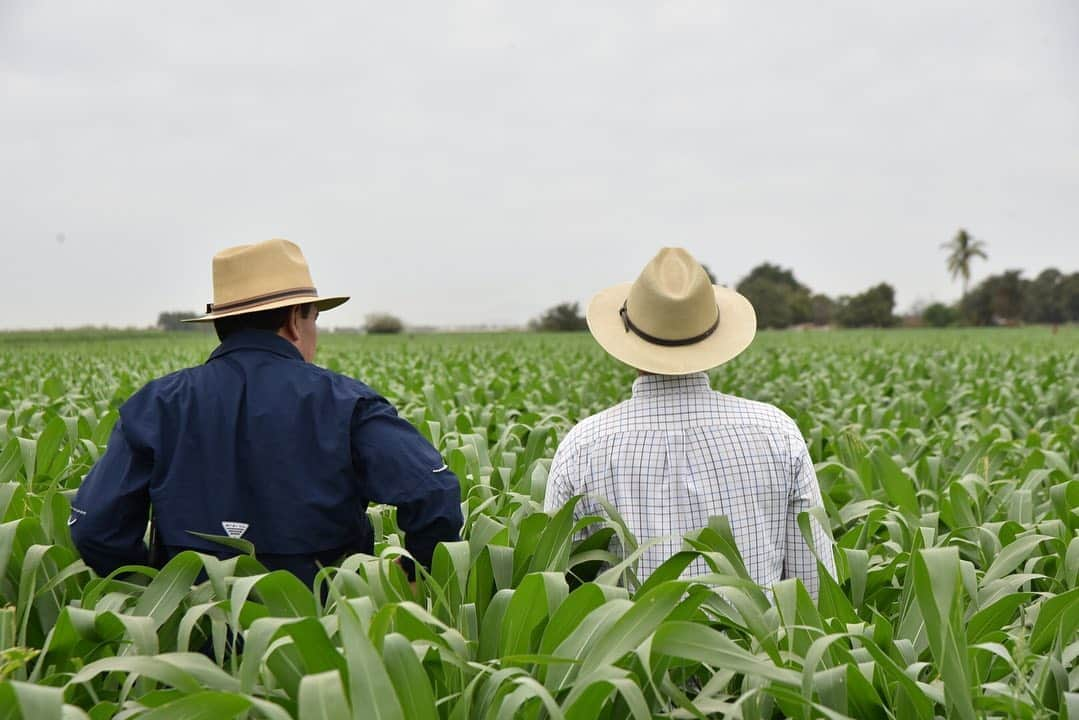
[
  {"xmin": 211, "ymin": 239, "xmax": 316, "ymax": 309},
  {"xmin": 624, "ymin": 248, "xmax": 717, "ymax": 342}
]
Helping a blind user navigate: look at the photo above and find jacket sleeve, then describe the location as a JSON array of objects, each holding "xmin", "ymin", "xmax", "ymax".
[
  {"xmin": 350, "ymin": 397, "xmax": 463, "ymax": 573},
  {"xmin": 70, "ymin": 418, "xmax": 152, "ymax": 576}
]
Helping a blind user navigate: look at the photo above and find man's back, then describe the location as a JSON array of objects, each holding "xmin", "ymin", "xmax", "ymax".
[
  {"xmin": 544, "ymin": 372, "xmax": 835, "ymax": 596},
  {"xmin": 72, "ymin": 329, "xmax": 462, "ymax": 585},
  {"xmin": 132, "ymin": 331, "xmax": 373, "ymax": 558}
]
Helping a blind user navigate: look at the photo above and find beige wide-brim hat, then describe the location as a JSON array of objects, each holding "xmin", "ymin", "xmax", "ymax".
[
  {"xmin": 183, "ymin": 238, "xmax": 349, "ymax": 322},
  {"xmin": 587, "ymin": 248, "xmax": 757, "ymax": 375}
]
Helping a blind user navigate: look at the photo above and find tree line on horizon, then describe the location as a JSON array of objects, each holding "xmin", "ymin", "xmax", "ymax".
[
  {"xmin": 155, "ymin": 229, "xmax": 1077, "ymax": 333},
  {"xmin": 530, "ymin": 230, "xmax": 1079, "ymax": 331},
  {"xmin": 529, "ymin": 263, "xmax": 901, "ymax": 332},
  {"xmin": 922, "ymin": 229, "xmax": 1078, "ymax": 327}
]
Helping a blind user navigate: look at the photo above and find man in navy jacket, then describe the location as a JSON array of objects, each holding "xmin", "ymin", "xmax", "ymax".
[{"xmin": 70, "ymin": 239, "xmax": 462, "ymax": 585}]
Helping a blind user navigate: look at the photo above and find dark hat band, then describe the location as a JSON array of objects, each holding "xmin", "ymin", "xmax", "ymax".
[
  {"xmin": 208, "ymin": 286, "xmax": 317, "ymax": 314},
  {"xmin": 619, "ymin": 301, "xmax": 721, "ymax": 347}
]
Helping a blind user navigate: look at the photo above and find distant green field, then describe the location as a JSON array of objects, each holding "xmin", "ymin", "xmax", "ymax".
[{"xmin": 0, "ymin": 328, "xmax": 1076, "ymax": 718}]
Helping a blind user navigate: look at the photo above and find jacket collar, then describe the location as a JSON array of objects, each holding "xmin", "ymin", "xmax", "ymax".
[
  {"xmin": 207, "ymin": 329, "xmax": 305, "ymax": 363},
  {"xmin": 631, "ymin": 372, "xmax": 712, "ymax": 398}
]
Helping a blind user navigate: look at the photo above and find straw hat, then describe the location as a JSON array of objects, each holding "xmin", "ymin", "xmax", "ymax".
[
  {"xmin": 184, "ymin": 239, "xmax": 348, "ymax": 322},
  {"xmin": 586, "ymin": 248, "xmax": 757, "ymax": 375}
]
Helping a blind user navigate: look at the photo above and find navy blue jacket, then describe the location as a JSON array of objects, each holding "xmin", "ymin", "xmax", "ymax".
[{"xmin": 70, "ymin": 329, "xmax": 463, "ymax": 585}]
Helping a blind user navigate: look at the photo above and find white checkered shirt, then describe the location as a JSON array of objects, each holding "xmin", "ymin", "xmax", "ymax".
[{"xmin": 544, "ymin": 372, "xmax": 836, "ymax": 598}]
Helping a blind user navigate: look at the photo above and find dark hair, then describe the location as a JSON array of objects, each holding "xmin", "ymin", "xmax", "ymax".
[{"xmin": 214, "ymin": 303, "xmax": 314, "ymax": 341}]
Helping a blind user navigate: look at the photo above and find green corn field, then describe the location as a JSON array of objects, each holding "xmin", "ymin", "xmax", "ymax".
[{"xmin": 0, "ymin": 328, "xmax": 1076, "ymax": 719}]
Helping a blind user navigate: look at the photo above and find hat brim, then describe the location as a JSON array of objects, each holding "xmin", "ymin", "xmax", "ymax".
[
  {"xmin": 181, "ymin": 294, "xmax": 350, "ymax": 323},
  {"xmin": 586, "ymin": 283, "xmax": 757, "ymax": 375}
]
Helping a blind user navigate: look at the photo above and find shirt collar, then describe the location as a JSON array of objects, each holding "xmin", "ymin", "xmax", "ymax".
[
  {"xmin": 631, "ymin": 372, "xmax": 712, "ymax": 398},
  {"xmin": 207, "ymin": 329, "xmax": 305, "ymax": 363}
]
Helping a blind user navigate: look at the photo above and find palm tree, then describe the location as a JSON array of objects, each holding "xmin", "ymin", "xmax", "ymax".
[{"xmin": 942, "ymin": 229, "xmax": 988, "ymax": 298}]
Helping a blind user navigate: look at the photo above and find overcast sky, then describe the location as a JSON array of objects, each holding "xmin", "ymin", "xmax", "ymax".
[{"xmin": 2, "ymin": 1, "xmax": 1077, "ymax": 330}]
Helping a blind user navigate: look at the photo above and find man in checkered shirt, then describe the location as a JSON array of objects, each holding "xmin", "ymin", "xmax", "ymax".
[{"xmin": 544, "ymin": 248, "xmax": 836, "ymax": 599}]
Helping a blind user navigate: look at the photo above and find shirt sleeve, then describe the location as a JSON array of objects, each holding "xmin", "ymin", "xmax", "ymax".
[
  {"xmin": 782, "ymin": 433, "xmax": 837, "ymax": 600},
  {"xmin": 70, "ymin": 419, "xmax": 152, "ymax": 576},
  {"xmin": 351, "ymin": 397, "xmax": 463, "ymax": 572},
  {"xmin": 543, "ymin": 439, "xmax": 578, "ymax": 513},
  {"xmin": 545, "ymin": 436, "xmax": 597, "ymax": 545}
]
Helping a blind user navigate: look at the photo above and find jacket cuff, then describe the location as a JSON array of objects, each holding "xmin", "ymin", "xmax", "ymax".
[{"xmin": 403, "ymin": 532, "xmax": 451, "ymax": 577}]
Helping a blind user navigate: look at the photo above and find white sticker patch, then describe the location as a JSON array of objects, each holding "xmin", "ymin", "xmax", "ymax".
[
  {"xmin": 433, "ymin": 464, "xmax": 448, "ymax": 473},
  {"xmin": 68, "ymin": 507, "xmax": 87, "ymax": 526},
  {"xmin": 222, "ymin": 521, "xmax": 249, "ymax": 539}
]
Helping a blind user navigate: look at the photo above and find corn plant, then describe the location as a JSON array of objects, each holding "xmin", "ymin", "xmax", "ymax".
[{"xmin": 0, "ymin": 328, "xmax": 1076, "ymax": 718}]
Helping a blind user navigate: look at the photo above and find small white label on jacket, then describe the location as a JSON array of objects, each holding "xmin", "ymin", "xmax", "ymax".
[{"xmin": 222, "ymin": 521, "xmax": 249, "ymax": 539}]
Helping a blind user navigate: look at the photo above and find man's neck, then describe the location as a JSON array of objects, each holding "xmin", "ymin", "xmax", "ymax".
[{"xmin": 276, "ymin": 329, "xmax": 305, "ymax": 361}]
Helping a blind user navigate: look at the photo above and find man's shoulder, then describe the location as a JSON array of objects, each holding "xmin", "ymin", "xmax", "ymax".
[
  {"xmin": 115, "ymin": 368, "xmax": 198, "ymax": 443},
  {"xmin": 558, "ymin": 400, "xmax": 635, "ymax": 451},
  {"xmin": 122, "ymin": 367, "xmax": 192, "ymax": 410},
  {"xmin": 714, "ymin": 392, "xmax": 801, "ymax": 435},
  {"xmin": 295, "ymin": 363, "xmax": 382, "ymax": 401},
  {"xmin": 565, "ymin": 392, "xmax": 801, "ymax": 443},
  {"xmin": 127, "ymin": 361, "xmax": 384, "ymax": 412}
]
